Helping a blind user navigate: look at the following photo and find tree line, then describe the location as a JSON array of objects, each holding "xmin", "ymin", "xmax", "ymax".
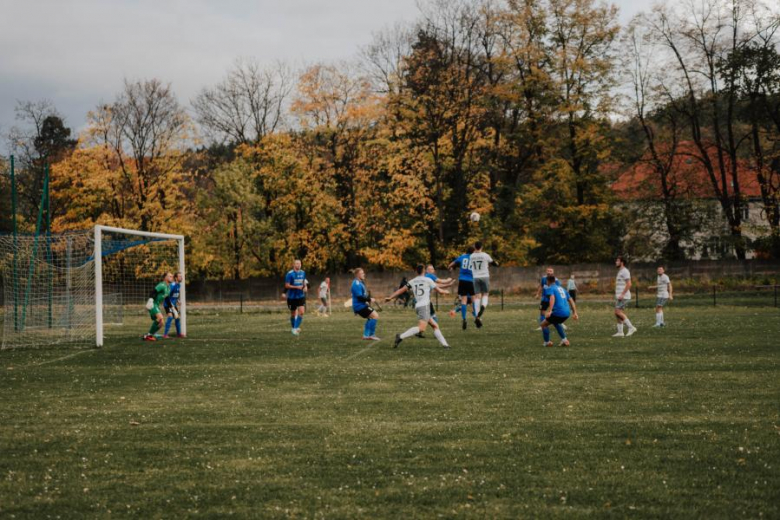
[{"xmin": 1, "ymin": 0, "xmax": 778, "ymax": 279}]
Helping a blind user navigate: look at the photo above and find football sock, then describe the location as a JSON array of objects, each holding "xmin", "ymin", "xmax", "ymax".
[
  {"xmin": 656, "ymin": 312, "xmax": 663, "ymax": 325},
  {"xmin": 623, "ymin": 318, "xmax": 633, "ymax": 329},
  {"xmin": 433, "ymin": 329, "xmax": 449, "ymax": 347},
  {"xmin": 400, "ymin": 327, "xmax": 420, "ymax": 340},
  {"xmin": 294, "ymin": 315, "xmax": 303, "ymax": 329},
  {"xmin": 368, "ymin": 318, "xmax": 377, "ymax": 336},
  {"xmin": 363, "ymin": 320, "xmax": 371, "ymax": 337},
  {"xmin": 472, "ymin": 303, "xmax": 477, "ymax": 317},
  {"xmin": 617, "ymin": 323, "xmax": 624, "ymax": 334},
  {"xmin": 539, "ymin": 314, "xmax": 545, "ymax": 324},
  {"xmin": 474, "ymin": 300, "xmax": 481, "ymax": 316},
  {"xmin": 482, "ymin": 295, "xmax": 488, "ymax": 307},
  {"xmin": 290, "ymin": 317, "xmax": 295, "ymax": 329},
  {"xmin": 460, "ymin": 303, "xmax": 467, "ymax": 320},
  {"xmin": 149, "ymin": 321, "xmax": 159, "ymax": 335},
  {"xmin": 175, "ymin": 319, "xmax": 181, "ymax": 335},
  {"xmin": 554, "ymin": 323, "xmax": 566, "ymax": 339},
  {"xmin": 542, "ymin": 327, "xmax": 550, "ymax": 342},
  {"xmin": 164, "ymin": 316, "xmax": 173, "ymax": 335}
]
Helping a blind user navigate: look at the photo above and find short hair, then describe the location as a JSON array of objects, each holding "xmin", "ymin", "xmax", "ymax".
[
  {"xmin": 474, "ymin": 241, "xmax": 483, "ymax": 250},
  {"xmin": 467, "ymin": 246, "xmax": 475, "ymax": 254},
  {"xmin": 426, "ymin": 264, "xmax": 435, "ymax": 269},
  {"xmin": 616, "ymin": 255, "xmax": 627, "ymax": 266},
  {"xmin": 415, "ymin": 264, "xmax": 425, "ymax": 274},
  {"xmin": 546, "ymin": 275, "xmax": 556, "ymax": 285}
]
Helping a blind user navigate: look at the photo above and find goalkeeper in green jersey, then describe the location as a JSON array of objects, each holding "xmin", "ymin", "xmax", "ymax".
[{"xmin": 144, "ymin": 272, "xmax": 173, "ymax": 342}]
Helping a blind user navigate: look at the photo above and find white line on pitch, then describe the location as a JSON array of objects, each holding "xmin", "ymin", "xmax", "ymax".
[{"xmin": 23, "ymin": 349, "xmax": 96, "ymax": 367}]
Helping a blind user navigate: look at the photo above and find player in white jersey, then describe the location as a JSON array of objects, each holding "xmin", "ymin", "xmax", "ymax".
[
  {"xmin": 316, "ymin": 277, "xmax": 330, "ymax": 316},
  {"xmin": 648, "ymin": 266, "xmax": 673, "ymax": 327},
  {"xmin": 469, "ymin": 241, "xmax": 498, "ymax": 328},
  {"xmin": 385, "ymin": 264, "xmax": 451, "ymax": 349},
  {"xmin": 613, "ymin": 255, "xmax": 637, "ymax": 337}
]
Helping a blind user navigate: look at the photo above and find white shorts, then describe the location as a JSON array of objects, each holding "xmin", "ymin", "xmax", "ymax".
[
  {"xmin": 473, "ymin": 278, "xmax": 490, "ymax": 294},
  {"xmin": 415, "ymin": 305, "xmax": 432, "ymax": 322}
]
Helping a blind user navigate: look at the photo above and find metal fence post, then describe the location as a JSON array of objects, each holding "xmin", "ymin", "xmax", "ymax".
[
  {"xmin": 713, "ymin": 286, "xmax": 716, "ymax": 307},
  {"xmin": 501, "ymin": 289, "xmax": 504, "ymax": 310},
  {"xmin": 240, "ymin": 293, "xmax": 243, "ymax": 314},
  {"xmin": 635, "ymin": 287, "xmax": 639, "ymax": 309}
]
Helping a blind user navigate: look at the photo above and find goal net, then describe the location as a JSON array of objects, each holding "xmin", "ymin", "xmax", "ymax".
[{"xmin": 0, "ymin": 225, "xmax": 186, "ymax": 349}]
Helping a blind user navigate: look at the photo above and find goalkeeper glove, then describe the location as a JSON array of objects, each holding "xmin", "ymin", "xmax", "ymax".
[{"xmin": 145, "ymin": 298, "xmax": 154, "ymax": 310}]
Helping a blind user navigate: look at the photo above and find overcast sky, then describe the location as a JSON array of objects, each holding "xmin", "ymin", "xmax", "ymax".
[{"xmin": 0, "ymin": 0, "xmax": 652, "ymax": 151}]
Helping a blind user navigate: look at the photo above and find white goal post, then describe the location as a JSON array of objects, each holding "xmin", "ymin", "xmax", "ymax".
[{"xmin": 94, "ymin": 225, "xmax": 186, "ymax": 347}]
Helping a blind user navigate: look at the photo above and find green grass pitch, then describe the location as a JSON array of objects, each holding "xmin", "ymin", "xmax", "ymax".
[{"xmin": 1, "ymin": 304, "xmax": 778, "ymax": 518}]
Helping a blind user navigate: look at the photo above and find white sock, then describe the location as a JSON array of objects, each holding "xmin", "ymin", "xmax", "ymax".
[
  {"xmin": 656, "ymin": 312, "xmax": 663, "ymax": 324},
  {"xmin": 433, "ymin": 328, "xmax": 449, "ymax": 347},
  {"xmin": 617, "ymin": 323, "xmax": 624, "ymax": 333},
  {"xmin": 400, "ymin": 327, "xmax": 420, "ymax": 340},
  {"xmin": 474, "ymin": 300, "xmax": 481, "ymax": 315},
  {"xmin": 481, "ymin": 295, "xmax": 488, "ymax": 307},
  {"xmin": 624, "ymin": 318, "xmax": 633, "ymax": 329}
]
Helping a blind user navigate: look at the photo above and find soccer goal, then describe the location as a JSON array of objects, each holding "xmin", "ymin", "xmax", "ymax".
[{"xmin": 0, "ymin": 225, "xmax": 186, "ymax": 349}]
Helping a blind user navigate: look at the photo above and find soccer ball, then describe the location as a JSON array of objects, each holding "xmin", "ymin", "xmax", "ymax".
[{"xmin": 470, "ymin": 212, "xmax": 481, "ymax": 222}]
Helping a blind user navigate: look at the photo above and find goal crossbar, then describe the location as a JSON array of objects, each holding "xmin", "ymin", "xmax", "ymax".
[{"xmin": 94, "ymin": 225, "xmax": 186, "ymax": 347}]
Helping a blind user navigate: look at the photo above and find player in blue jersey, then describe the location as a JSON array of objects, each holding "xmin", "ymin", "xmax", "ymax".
[
  {"xmin": 541, "ymin": 274, "xmax": 579, "ymax": 347},
  {"xmin": 351, "ymin": 268, "xmax": 380, "ymax": 341},
  {"xmin": 163, "ymin": 272, "xmax": 184, "ymax": 338},
  {"xmin": 448, "ymin": 246, "xmax": 477, "ymax": 330},
  {"xmin": 284, "ymin": 259, "xmax": 307, "ymax": 336},
  {"xmin": 534, "ymin": 267, "xmax": 561, "ymax": 329}
]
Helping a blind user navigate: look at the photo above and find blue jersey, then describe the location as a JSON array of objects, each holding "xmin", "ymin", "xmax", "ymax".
[
  {"xmin": 351, "ymin": 279, "xmax": 370, "ymax": 312},
  {"xmin": 544, "ymin": 284, "xmax": 571, "ymax": 317},
  {"xmin": 425, "ymin": 272, "xmax": 439, "ymax": 283},
  {"xmin": 540, "ymin": 277, "xmax": 561, "ymax": 302},
  {"xmin": 453, "ymin": 254, "xmax": 473, "ymax": 282},
  {"xmin": 165, "ymin": 282, "xmax": 181, "ymax": 307},
  {"xmin": 285, "ymin": 269, "xmax": 306, "ymax": 299}
]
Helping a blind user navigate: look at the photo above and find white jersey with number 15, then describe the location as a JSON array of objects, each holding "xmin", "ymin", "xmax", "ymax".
[{"xmin": 407, "ymin": 275, "xmax": 437, "ymax": 308}]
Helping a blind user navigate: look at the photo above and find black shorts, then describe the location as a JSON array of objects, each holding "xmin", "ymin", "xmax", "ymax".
[
  {"xmin": 540, "ymin": 300, "xmax": 549, "ymax": 312},
  {"xmin": 164, "ymin": 303, "xmax": 178, "ymax": 314},
  {"xmin": 458, "ymin": 280, "xmax": 475, "ymax": 297},
  {"xmin": 287, "ymin": 298, "xmax": 306, "ymax": 311},
  {"xmin": 569, "ymin": 290, "xmax": 577, "ymax": 302},
  {"xmin": 355, "ymin": 306, "xmax": 375, "ymax": 319},
  {"xmin": 429, "ymin": 302, "xmax": 437, "ymax": 316},
  {"xmin": 546, "ymin": 314, "xmax": 569, "ymax": 325}
]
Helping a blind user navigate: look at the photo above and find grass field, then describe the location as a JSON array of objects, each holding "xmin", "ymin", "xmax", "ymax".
[{"xmin": 1, "ymin": 304, "xmax": 778, "ymax": 518}]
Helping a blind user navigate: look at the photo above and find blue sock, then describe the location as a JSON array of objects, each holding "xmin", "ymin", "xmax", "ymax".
[
  {"xmin": 165, "ymin": 316, "xmax": 173, "ymax": 335},
  {"xmin": 296, "ymin": 315, "xmax": 303, "ymax": 329},
  {"xmin": 472, "ymin": 304, "xmax": 477, "ymax": 317},
  {"xmin": 175, "ymin": 319, "xmax": 181, "ymax": 335},
  {"xmin": 363, "ymin": 320, "xmax": 371, "ymax": 337},
  {"xmin": 433, "ymin": 315, "xmax": 439, "ymax": 323},
  {"xmin": 542, "ymin": 327, "xmax": 550, "ymax": 342},
  {"xmin": 368, "ymin": 318, "xmax": 377, "ymax": 336},
  {"xmin": 554, "ymin": 323, "xmax": 566, "ymax": 340},
  {"xmin": 290, "ymin": 317, "xmax": 295, "ymax": 328},
  {"xmin": 538, "ymin": 314, "xmax": 545, "ymax": 324},
  {"xmin": 460, "ymin": 304, "xmax": 467, "ymax": 320}
]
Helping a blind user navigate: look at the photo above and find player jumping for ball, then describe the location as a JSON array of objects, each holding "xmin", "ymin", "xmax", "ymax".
[{"xmin": 470, "ymin": 241, "xmax": 498, "ymax": 328}]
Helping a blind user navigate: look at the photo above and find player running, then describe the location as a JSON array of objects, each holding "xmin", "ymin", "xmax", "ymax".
[
  {"xmin": 541, "ymin": 274, "xmax": 579, "ymax": 347},
  {"xmin": 613, "ymin": 255, "xmax": 637, "ymax": 337},
  {"xmin": 648, "ymin": 266, "xmax": 673, "ymax": 327},
  {"xmin": 448, "ymin": 246, "xmax": 477, "ymax": 330},
  {"xmin": 351, "ymin": 268, "xmax": 380, "ymax": 341},
  {"xmin": 470, "ymin": 241, "xmax": 498, "ymax": 328},
  {"xmin": 163, "ymin": 272, "xmax": 185, "ymax": 338},
  {"xmin": 144, "ymin": 272, "xmax": 172, "ymax": 342},
  {"xmin": 284, "ymin": 259, "xmax": 307, "ymax": 336},
  {"xmin": 385, "ymin": 264, "xmax": 451, "ymax": 349}
]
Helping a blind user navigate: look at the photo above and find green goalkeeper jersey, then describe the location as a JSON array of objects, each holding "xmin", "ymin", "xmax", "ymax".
[{"xmin": 154, "ymin": 282, "xmax": 170, "ymax": 307}]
